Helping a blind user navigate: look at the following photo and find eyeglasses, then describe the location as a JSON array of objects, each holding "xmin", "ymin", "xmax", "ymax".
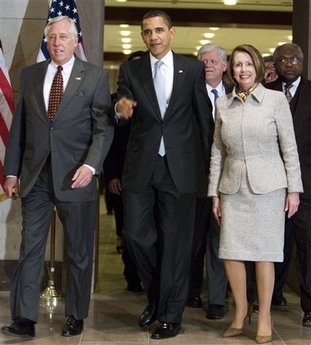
[{"xmin": 277, "ymin": 56, "xmax": 301, "ymax": 65}]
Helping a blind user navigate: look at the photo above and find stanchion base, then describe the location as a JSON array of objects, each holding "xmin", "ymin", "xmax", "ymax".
[{"xmin": 40, "ymin": 281, "xmax": 62, "ymax": 299}]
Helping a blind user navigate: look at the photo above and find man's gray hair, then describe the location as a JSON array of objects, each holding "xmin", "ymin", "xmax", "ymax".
[
  {"xmin": 197, "ymin": 43, "xmax": 227, "ymax": 62},
  {"xmin": 273, "ymin": 43, "xmax": 304, "ymax": 62},
  {"xmin": 44, "ymin": 16, "xmax": 78, "ymax": 38}
]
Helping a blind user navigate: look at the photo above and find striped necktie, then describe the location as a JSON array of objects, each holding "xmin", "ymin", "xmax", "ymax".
[{"xmin": 284, "ymin": 83, "xmax": 293, "ymax": 102}]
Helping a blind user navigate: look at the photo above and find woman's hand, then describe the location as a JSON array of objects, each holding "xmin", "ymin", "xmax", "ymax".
[
  {"xmin": 212, "ymin": 196, "xmax": 222, "ymax": 226},
  {"xmin": 285, "ymin": 192, "xmax": 300, "ymax": 218}
]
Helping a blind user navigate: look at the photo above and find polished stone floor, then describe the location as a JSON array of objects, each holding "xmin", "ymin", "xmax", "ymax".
[{"xmin": 0, "ymin": 196, "xmax": 310, "ymax": 344}]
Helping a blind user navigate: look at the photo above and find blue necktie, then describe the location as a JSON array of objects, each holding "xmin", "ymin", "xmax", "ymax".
[
  {"xmin": 154, "ymin": 60, "xmax": 166, "ymax": 156},
  {"xmin": 211, "ymin": 88, "xmax": 219, "ymax": 105}
]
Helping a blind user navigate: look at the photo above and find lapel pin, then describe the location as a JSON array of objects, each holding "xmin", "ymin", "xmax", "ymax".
[
  {"xmin": 178, "ymin": 70, "xmax": 184, "ymax": 74},
  {"xmin": 75, "ymin": 77, "xmax": 82, "ymax": 80}
]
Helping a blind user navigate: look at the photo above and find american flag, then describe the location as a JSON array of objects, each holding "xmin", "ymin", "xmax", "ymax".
[
  {"xmin": 37, "ymin": 0, "xmax": 87, "ymax": 62},
  {"xmin": 0, "ymin": 40, "xmax": 14, "ymax": 199}
]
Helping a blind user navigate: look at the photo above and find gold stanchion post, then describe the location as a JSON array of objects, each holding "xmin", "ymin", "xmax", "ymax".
[{"xmin": 41, "ymin": 208, "xmax": 62, "ymax": 299}]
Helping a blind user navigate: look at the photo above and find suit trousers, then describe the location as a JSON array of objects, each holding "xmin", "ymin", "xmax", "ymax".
[
  {"xmin": 293, "ymin": 199, "xmax": 311, "ymax": 312},
  {"xmin": 10, "ymin": 161, "xmax": 97, "ymax": 322},
  {"xmin": 122, "ymin": 155, "xmax": 196, "ymax": 324},
  {"xmin": 188, "ymin": 197, "xmax": 227, "ymax": 305}
]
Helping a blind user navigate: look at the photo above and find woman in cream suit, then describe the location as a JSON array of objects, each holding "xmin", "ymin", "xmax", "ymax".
[{"xmin": 208, "ymin": 44, "xmax": 303, "ymax": 344}]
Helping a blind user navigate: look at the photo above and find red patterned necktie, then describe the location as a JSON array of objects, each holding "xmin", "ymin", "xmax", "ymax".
[{"xmin": 47, "ymin": 65, "xmax": 63, "ymax": 122}]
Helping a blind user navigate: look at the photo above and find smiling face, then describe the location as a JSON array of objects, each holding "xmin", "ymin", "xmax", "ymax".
[
  {"xmin": 232, "ymin": 51, "xmax": 257, "ymax": 91},
  {"xmin": 46, "ymin": 19, "xmax": 78, "ymax": 65},
  {"xmin": 141, "ymin": 15, "xmax": 175, "ymax": 60}
]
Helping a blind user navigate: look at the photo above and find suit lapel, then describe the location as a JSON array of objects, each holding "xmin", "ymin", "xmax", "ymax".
[
  {"xmin": 165, "ymin": 54, "xmax": 186, "ymax": 120},
  {"xmin": 54, "ymin": 57, "xmax": 85, "ymax": 121},
  {"xmin": 137, "ymin": 56, "xmax": 161, "ymax": 118},
  {"xmin": 35, "ymin": 61, "xmax": 49, "ymax": 123}
]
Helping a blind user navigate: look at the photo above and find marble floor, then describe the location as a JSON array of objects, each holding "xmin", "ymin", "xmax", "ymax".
[{"xmin": 0, "ymin": 196, "xmax": 310, "ymax": 345}]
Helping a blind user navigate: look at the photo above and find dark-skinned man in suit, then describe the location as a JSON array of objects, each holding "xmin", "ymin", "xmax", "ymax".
[
  {"xmin": 115, "ymin": 9, "xmax": 213, "ymax": 340},
  {"xmin": 268, "ymin": 43, "xmax": 311, "ymax": 327}
]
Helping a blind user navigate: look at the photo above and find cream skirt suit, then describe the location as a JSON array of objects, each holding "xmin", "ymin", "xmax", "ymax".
[{"xmin": 208, "ymin": 83, "xmax": 303, "ymax": 262}]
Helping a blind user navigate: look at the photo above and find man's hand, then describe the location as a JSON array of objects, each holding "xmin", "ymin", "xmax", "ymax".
[
  {"xmin": 116, "ymin": 97, "xmax": 137, "ymax": 119},
  {"xmin": 71, "ymin": 166, "xmax": 93, "ymax": 189},
  {"xmin": 108, "ymin": 178, "xmax": 122, "ymax": 195},
  {"xmin": 4, "ymin": 177, "xmax": 20, "ymax": 199}
]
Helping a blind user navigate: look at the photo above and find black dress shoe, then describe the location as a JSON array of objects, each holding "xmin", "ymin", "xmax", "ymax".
[
  {"xmin": 62, "ymin": 315, "xmax": 84, "ymax": 337},
  {"xmin": 138, "ymin": 304, "xmax": 157, "ymax": 328},
  {"xmin": 272, "ymin": 296, "xmax": 287, "ymax": 309},
  {"xmin": 205, "ymin": 304, "xmax": 225, "ymax": 319},
  {"xmin": 151, "ymin": 322, "xmax": 182, "ymax": 339},
  {"xmin": 302, "ymin": 312, "xmax": 311, "ymax": 327},
  {"xmin": 126, "ymin": 282, "xmax": 143, "ymax": 292},
  {"xmin": 186, "ymin": 296, "xmax": 202, "ymax": 308},
  {"xmin": 2, "ymin": 318, "xmax": 35, "ymax": 337}
]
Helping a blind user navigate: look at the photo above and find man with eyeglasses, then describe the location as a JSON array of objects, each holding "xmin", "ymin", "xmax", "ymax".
[{"xmin": 267, "ymin": 43, "xmax": 311, "ymax": 327}]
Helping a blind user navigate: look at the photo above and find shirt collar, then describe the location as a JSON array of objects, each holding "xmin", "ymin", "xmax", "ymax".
[
  {"xmin": 282, "ymin": 76, "xmax": 301, "ymax": 89},
  {"xmin": 50, "ymin": 55, "xmax": 75, "ymax": 72},
  {"xmin": 150, "ymin": 50, "xmax": 173, "ymax": 68},
  {"xmin": 229, "ymin": 83, "xmax": 265, "ymax": 105}
]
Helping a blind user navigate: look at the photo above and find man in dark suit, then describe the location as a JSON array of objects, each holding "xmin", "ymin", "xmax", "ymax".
[
  {"xmin": 186, "ymin": 43, "xmax": 228, "ymax": 320},
  {"xmin": 115, "ymin": 9, "xmax": 213, "ymax": 339},
  {"xmin": 104, "ymin": 50, "xmax": 146, "ymax": 293},
  {"xmin": 1, "ymin": 16, "xmax": 113, "ymax": 337},
  {"xmin": 268, "ymin": 43, "xmax": 311, "ymax": 327}
]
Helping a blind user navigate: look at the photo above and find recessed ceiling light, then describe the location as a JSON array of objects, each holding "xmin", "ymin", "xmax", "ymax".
[
  {"xmin": 116, "ymin": 0, "xmax": 127, "ymax": 3},
  {"xmin": 120, "ymin": 30, "xmax": 131, "ymax": 36},
  {"xmin": 269, "ymin": 48, "xmax": 275, "ymax": 53},
  {"xmin": 122, "ymin": 44, "xmax": 132, "ymax": 49},
  {"xmin": 121, "ymin": 37, "xmax": 132, "ymax": 43},
  {"xmin": 224, "ymin": 0, "xmax": 237, "ymax": 5},
  {"xmin": 203, "ymin": 33, "xmax": 215, "ymax": 39},
  {"xmin": 209, "ymin": 27, "xmax": 219, "ymax": 31},
  {"xmin": 123, "ymin": 49, "xmax": 132, "ymax": 55},
  {"xmin": 277, "ymin": 41, "xmax": 287, "ymax": 46},
  {"xmin": 199, "ymin": 39, "xmax": 210, "ymax": 45},
  {"xmin": 287, "ymin": 35, "xmax": 293, "ymax": 41},
  {"xmin": 120, "ymin": 24, "xmax": 129, "ymax": 28}
]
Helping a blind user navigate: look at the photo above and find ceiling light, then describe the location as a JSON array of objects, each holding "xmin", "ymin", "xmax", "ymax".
[
  {"xmin": 120, "ymin": 30, "xmax": 131, "ymax": 36},
  {"xmin": 203, "ymin": 33, "xmax": 215, "ymax": 39},
  {"xmin": 123, "ymin": 49, "xmax": 132, "ymax": 55},
  {"xmin": 119, "ymin": 24, "xmax": 129, "ymax": 28},
  {"xmin": 121, "ymin": 37, "xmax": 132, "ymax": 43},
  {"xmin": 116, "ymin": 0, "xmax": 127, "ymax": 3},
  {"xmin": 224, "ymin": 0, "xmax": 237, "ymax": 5},
  {"xmin": 287, "ymin": 35, "xmax": 293, "ymax": 41},
  {"xmin": 209, "ymin": 27, "xmax": 219, "ymax": 31},
  {"xmin": 199, "ymin": 39, "xmax": 210, "ymax": 45},
  {"xmin": 269, "ymin": 48, "xmax": 275, "ymax": 53},
  {"xmin": 277, "ymin": 41, "xmax": 287, "ymax": 46},
  {"xmin": 122, "ymin": 44, "xmax": 132, "ymax": 49}
]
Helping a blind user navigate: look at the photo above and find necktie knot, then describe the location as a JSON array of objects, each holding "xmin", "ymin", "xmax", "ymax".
[
  {"xmin": 57, "ymin": 65, "xmax": 63, "ymax": 73},
  {"xmin": 284, "ymin": 83, "xmax": 293, "ymax": 102},
  {"xmin": 211, "ymin": 89, "xmax": 219, "ymax": 102}
]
